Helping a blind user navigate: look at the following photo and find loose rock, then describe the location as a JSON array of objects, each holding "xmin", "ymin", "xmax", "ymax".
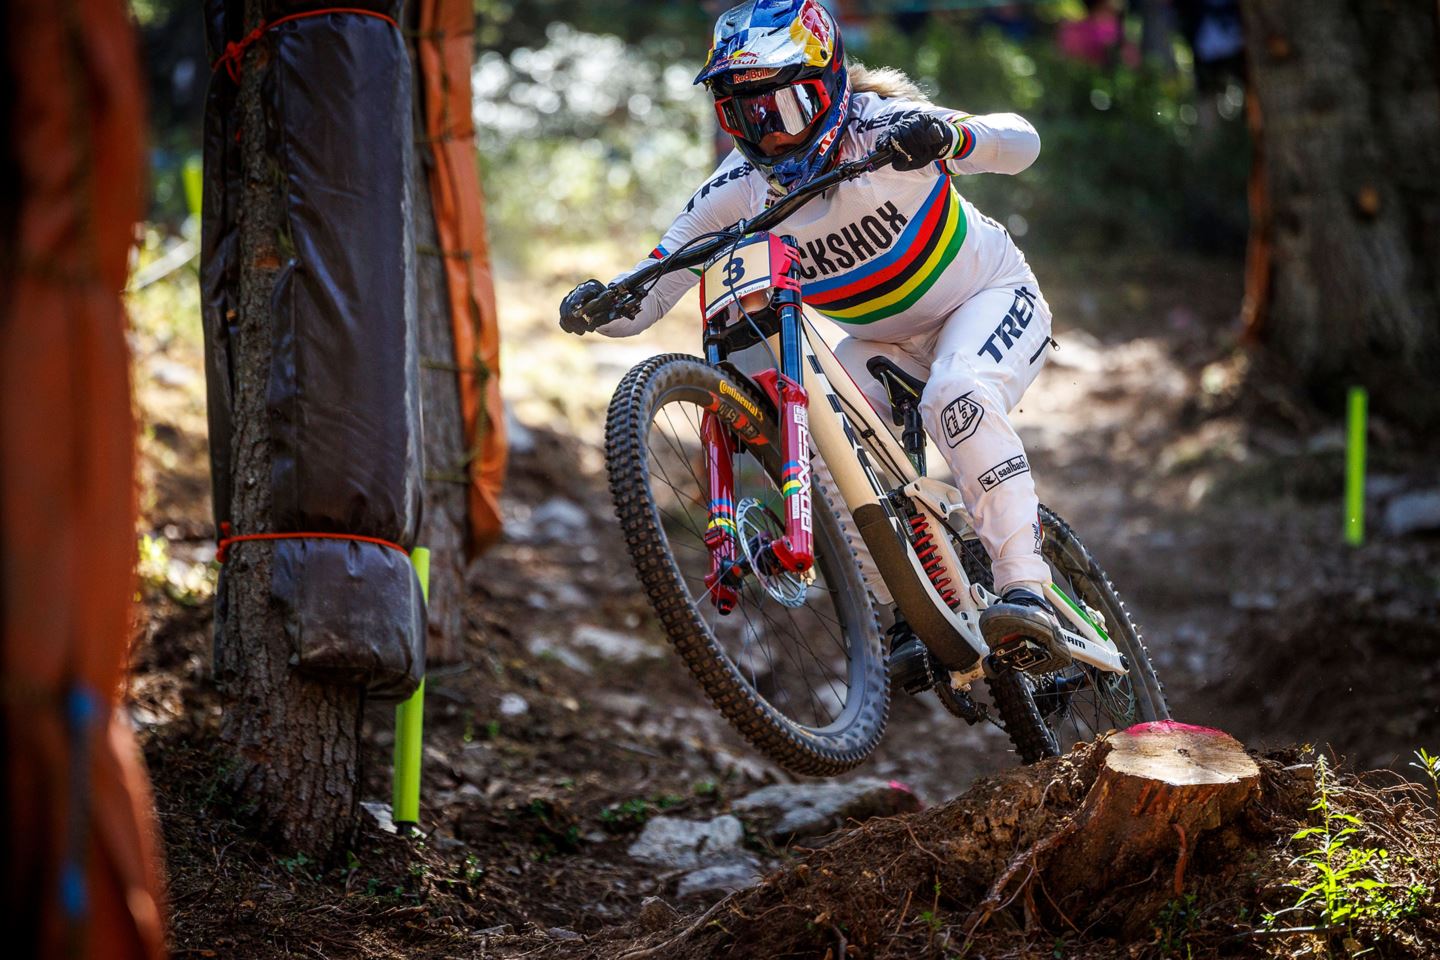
[
  {"xmin": 627, "ymin": 815, "xmax": 745, "ymax": 870},
  {"xmin": 1384, "ymin": 489, "xmax": 1440, "ymax": 537},
  {"xmin": 677, "ymin": 856, "xmax": 764, "ymax": 898},
  {"xmin": 637, "ymin": 896, "xmax": 680, "ymax": 931},
  {"xmin": 528, "ymin": 498, "xmax": 591, "ymax": 544},
  {"xmin": 499, "ymin": 693, "xmax": 530, "ymax": 717},
  {"xmin": 732, "ymin": 778, "xmax": 922, "ymax": 843},
  {"xmin": 572, "ymin": 624, "xmax": 661, "ymax": 664}
]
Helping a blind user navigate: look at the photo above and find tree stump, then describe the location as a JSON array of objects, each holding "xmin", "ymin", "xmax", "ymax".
[{"xmin": 1043, "ymin": 722, "xmax": 1260, "ymax": 909}]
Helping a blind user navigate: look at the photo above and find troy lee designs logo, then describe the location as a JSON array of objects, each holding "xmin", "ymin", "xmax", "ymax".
[{"xmin": 941, "ymin": 393, "xmax": 983, "ymax": 447}]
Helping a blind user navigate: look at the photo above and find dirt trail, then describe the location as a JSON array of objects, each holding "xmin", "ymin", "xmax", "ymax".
[{"xmin": 127, "ymin": 249, "xmax": 1440, "ymax": 957}]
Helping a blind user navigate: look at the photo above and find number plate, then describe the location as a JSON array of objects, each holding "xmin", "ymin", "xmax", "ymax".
[{"xmin": 699, "ymin": 234, "xmax": 781, "ymax": 322}]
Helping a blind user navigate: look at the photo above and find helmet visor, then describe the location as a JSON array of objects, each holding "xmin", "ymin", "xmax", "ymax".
[{"xmin": 715, "ymin": 78, "xmax": 831, "ymax": 145}]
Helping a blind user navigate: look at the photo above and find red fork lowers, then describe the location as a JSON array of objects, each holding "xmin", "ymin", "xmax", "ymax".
[
  {"xmin": 701, "ymin": 410, "xmax": 740, "ymax": 613},
  {"xmin": 750, "ymin": 369, "xmax": 816, "ymax": 575},
  {"xmin": 771, "ymin": 374, "xmax": 815, "ymax": 574}
]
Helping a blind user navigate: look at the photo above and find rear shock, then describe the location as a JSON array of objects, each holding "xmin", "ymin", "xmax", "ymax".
[{"xmin": 908, "ymin": 513, "xmax": 959, "ymax": 610}]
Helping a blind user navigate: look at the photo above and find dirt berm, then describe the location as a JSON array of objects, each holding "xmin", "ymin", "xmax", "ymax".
[{"xmin": 530, "ymin": 734, "xmax": 1439, "ymax": 960}]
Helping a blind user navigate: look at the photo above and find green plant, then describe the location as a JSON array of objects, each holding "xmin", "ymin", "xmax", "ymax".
[
  {"xmin": 278, "ymin": 852, "xmax": 312, "ymax": 879},
  {"xmin": 1411, "ymin": 749, "xmax": 1439, "ymax": 809},
  {"xmin": 1154, "ymin": 892, "xmax": 1198, "ymax": 955},
  {"xmin": 599, "ymin": 793, "xmax": 686, "ymax": 831},
  {"xmin": 600, "ymin": 797, "xmax": 653, "ymax": 829},
  {"xmin": 1277, "ymin": 756, "xmax": 1427, "ymax": 945}
]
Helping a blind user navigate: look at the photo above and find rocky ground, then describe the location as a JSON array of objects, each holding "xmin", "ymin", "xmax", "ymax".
[{"xmin": 124, "ymin": 244, "xmax": 1440, "ymax": 958}]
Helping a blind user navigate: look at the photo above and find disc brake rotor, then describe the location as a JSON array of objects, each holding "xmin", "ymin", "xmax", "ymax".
[{"xmin": 735, "ymin": 497, "xmax": 814, "ymax": 608}]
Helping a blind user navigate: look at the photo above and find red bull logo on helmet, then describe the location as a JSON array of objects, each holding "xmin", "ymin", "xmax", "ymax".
[
  {"xmin": 731, "ymin": 67, "xmax": 782, "ymax": 84},
  {"xmin": 792, "ymin": 0, "xmax": 834, "ymax": 65}
]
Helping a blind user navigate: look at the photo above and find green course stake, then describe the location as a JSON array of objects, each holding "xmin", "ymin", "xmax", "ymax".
[
  {"xmin": 182, "ymin": 154, "xmax": 203, "ymax": 220},
  {"xmin": 393, "ymin": 547, "xmax": 429, "ymax": 834},
  {"xmin": 1346, "ymin": 387, "xmax": 1367, "ymax": 546}
]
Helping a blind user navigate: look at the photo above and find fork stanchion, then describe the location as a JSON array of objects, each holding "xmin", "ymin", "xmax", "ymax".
[
  {"xmin": 1346, "ymin": 387, "xmax": 1367, "ymax": 547},
  {"xmin": 393, "ymin": 547, "xmax": 429, "ymax": 834}
]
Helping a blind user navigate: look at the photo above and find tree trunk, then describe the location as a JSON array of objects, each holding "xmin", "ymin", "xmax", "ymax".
[
  {"xmin": 409, "ymin": 19, "xmax": 467, "ymax": 665},
  {"xmin": 1241, "ymin": 0, "xmax": 1440, "ymax": 426},
  {"xmin": 213, "ymin": 0, "xmax": 361, "ymax": 857}
]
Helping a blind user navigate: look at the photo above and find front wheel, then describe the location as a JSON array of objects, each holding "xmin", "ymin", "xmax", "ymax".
[
  {"xmin": 605, "ymin": 355, "xmax": 889, "ymax": 777},
  {"xmin": 957, "ymin": 506, "xmax": 1169, "ymax": 763}
]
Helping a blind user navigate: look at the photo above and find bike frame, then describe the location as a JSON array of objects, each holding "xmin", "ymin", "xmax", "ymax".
[
  {"xmin": 787, "ymin": 309, "xmax": 1128, "ymax": 678},
  {"xmin": 694, "ymin": 233, "xmax": 1126, "ymax": 681}
]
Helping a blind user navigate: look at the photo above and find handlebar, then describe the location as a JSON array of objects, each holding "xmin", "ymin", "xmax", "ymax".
[{"xmin": 578, "ymin": 145, "xmax": 897, "ymax": 325}]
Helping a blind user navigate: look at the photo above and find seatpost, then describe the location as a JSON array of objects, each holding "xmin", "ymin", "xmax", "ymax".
[{"xmin": 901, "ymin": 404, "xmax": 927, "ymax": 476}]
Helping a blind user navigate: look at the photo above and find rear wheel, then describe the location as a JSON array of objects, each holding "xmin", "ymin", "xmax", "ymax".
[
  {"xmin": 956, "ymin": 507, "xmax": 1169, "ymax": 763},
  {"xmin": 605, "ymin": 355, "xmax": 889, "ymax": 777}
]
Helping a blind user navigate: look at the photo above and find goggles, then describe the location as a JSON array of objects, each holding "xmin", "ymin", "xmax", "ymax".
[{"xmin": 714, "ymin": 78, "xmax": 832, "ymax": 145}]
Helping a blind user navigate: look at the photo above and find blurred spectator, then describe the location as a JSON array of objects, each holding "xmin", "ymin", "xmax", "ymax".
[
  {"xmin": 1056, "ymin": 0, "xmax": 1140, "ymax": 69},
  {"xmin": 1176, "ymin": 0, "xmax": 1244, "ymax": 94}
]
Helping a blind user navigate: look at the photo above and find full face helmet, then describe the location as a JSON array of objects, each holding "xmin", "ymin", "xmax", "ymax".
[{"xmin": 696, "ymin": 0, "xmax": 851, "ymax": 192}]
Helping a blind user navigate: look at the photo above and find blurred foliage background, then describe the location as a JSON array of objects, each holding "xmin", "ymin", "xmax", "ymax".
[{"xmin": 132, "ymin": 0, "xmax": 1250, "ymax": 272}]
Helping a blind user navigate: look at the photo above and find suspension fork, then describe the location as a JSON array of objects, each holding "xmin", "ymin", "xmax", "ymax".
[
  {"xmin": 753, "ymin": 236, "xmax": 814, "ymax": 574},
  {"xmin": 701, "ymin": 409, "xmax": 741, "ymax": 614}
]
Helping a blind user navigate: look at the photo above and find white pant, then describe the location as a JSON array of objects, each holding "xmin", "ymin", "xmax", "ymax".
[{"xmin": 833, "ymin": 280, "xmax": 1054, "ymax": 592}]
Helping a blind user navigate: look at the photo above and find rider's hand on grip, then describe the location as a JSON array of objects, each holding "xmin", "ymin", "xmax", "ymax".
[
  {"xmin": 878, "ymin": 115, "xmax": 958, "ymax": 172},
  {"xmin": 559, "ymin": 279, "xmax": 607, "ymax": 335}
]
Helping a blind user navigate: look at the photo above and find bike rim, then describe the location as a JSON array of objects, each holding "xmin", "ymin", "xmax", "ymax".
[
  {"xmin": 1030, "ymin": 543, "xmax": 1143, "ymax": 746},
  {"xmin": 643, "ymin": 386, "xmax": 868, "ymax": 737}
]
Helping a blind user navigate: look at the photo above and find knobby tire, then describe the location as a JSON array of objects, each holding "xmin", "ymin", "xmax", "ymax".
[{"xmin": 605, "ymin": 355, "xmax": 889, "ymax": 777}]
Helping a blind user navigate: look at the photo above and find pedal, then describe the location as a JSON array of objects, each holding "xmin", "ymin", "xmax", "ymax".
[
  {"xmin": 889, "ymin": 637, "xmax": 936, "ymax": 695},
  {"xmin": 989, "ymin": 633, "xmax": 1071, "ymax": 675}
]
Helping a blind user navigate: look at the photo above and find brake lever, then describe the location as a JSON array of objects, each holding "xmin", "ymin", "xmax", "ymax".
[{"xmin": 578, "ymin": 283, "xmax": 641, "ymax": 331}]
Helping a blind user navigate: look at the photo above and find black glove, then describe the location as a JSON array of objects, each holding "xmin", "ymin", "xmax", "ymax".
[
  {"xmin": 879, "ymin": 115, "xmax": 959, "ymax": 172},
  {"xmin": 559, "ymin": 279, "xmax": 606, "ymax": 335}
]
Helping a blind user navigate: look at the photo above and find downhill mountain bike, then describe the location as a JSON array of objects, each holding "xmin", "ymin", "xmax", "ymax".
[{"xmin": 582, "ymin": 146, "xmax": 1168, "ymax": 776}]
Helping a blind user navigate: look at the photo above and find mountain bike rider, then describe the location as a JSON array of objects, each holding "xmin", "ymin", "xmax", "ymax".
[{"xmin": 559, "ymin": 0, "xmax": 1064, "ymax": 668}]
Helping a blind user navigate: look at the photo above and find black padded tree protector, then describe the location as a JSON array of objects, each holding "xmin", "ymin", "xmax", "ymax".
[{"xmin": 202, "ymin": 0, "xmax": 424, "ymax": 700}]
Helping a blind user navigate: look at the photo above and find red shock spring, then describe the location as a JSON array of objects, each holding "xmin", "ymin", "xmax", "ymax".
[{"xmin": 909, "ymin": 514, "xmax": 959, "ymax": 609}]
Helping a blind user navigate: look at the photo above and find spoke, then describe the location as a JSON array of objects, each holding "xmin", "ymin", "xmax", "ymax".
[{"xmin": 757, "ymin": 601, "xmax": 835, "ymax": 726}]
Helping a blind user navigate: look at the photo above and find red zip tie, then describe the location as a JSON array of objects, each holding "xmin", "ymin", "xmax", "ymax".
[
  {"xmin": 212, "ymin": 7, "xmax": 400, "ymax": 83},
  {"xmin": 216, "ymin": 522, "xmax": 409, "ymax": 563}
]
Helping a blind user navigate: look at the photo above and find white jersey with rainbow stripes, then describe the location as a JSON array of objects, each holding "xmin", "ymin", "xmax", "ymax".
[{"xmin": 598, "ymin": 91, "xmax": 1042, "ymax": 344}]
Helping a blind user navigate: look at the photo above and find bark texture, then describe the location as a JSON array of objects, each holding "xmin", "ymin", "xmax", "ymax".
[
  {"xmin": 1042, "ymin": 721, "xmax": 1260, "ymax": 903},
  {"xmin": 409, "ymin": 21, "xmax": 467, "ymax": 665},
  {"xmin": 214, "ymin": 2, "xmax": 361, "ymax": 858},
  {"xmin": 1241, "ymin": 0, "xmax": 1440, "ymax": 425}
]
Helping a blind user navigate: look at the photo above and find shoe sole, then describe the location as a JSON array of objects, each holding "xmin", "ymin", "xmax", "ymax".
[{"xmin": 982, "ymin": 607, "xmax": 1072, "ymax": 674}]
